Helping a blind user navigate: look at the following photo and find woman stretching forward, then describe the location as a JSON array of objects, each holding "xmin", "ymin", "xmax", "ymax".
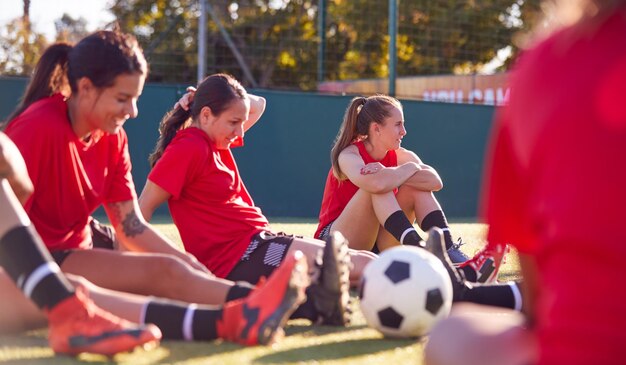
[{"xmin": 140, "ymin": 74, "xmax": 376, "ymax": 325}]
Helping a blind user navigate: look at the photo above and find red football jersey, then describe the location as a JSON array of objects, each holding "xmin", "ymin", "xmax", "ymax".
[
  {"xmin": 148, "ymin": 127, "xmax": 269, "ymax": 278},
  {"xmin": 5, "ymin": 94, "xmax": 136, "ymax": 251},
  {"xmin": 316, "ymin": 141, "xmax": 398, "ymax": 238}
]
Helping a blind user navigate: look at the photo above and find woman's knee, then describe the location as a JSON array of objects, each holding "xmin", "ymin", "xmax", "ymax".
[{"xmin": 145, "ymin": 254, "xmax": 194, "ymax": 294}]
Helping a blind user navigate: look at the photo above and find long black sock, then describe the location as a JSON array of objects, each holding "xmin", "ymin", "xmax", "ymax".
[
  {"xmin": 458, "ymin": 281, "xmax": 523, "ymax": 311},
  {"xmin": 143, "ymin": 299, "xmax": 222, "ymax": 341},
  {"xmin": 226, "ymin": 278, "xmax": 318, "ymax": 322},
  {"xmin": 383, "ymin": 210, "xmax": 423, "ymax": 247},
  {"xmin": 289, "ymin": 286, "xmax": 318, "ymax": 321},
  {"xmin": 421, "ymin": 210, "xmax": 453, "ymax": 249},
  {"xmin": 225, "ymin": 281, "xmax": 254, "ymax": 301},
  {"xmin": 0, "ymin": 225, "xmax": 74, "ymax": 310}
]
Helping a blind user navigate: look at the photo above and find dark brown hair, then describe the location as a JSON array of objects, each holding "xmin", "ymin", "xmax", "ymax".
[
  {"xmin": 4, "ymin": 30, "xmax": 147, "ymax": 126},
  {"xmin": 330, "ymin": 95, "xmax": 402, "ymax": 180},
  {"xmin": 149, "ymin": 73, "xmax": 247, "ymax": 167}
]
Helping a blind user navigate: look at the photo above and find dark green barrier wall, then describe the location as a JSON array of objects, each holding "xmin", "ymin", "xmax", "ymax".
[{"xmin": 1, "ymin": 77, "xmax": 494, "ymax": 219}]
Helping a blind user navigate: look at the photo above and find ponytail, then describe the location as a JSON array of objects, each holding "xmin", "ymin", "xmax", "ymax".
[
  {"xmin": 3, "ymin": 43, "xmax": 72, "ymax": 127},
  {"xmin": 149, "ymin": 73, "xmax": 246, "ymax": 167},
  {"xmin": 330, "ymin": 95, "xmax": 402, "ymax": 180},
  {"xmin": 149, "ymin": 106, "xmax": 192, "ymax": 167},
  {"xmin": 331, "ymin": 97, "xmax": 367, "ymax": 180}
]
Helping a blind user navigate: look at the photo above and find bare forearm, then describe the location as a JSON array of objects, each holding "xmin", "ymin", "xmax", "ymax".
[
  {"xmin": 365, "ymin": 163, "xmax": 421, "ymax": 194},
  {"xmin": 106, "ymin": 201, "xmax": 181, "ymax": 255},
  {"xmin": 403, "ymin": 166, "xmax": 443, "ymax": 192}
]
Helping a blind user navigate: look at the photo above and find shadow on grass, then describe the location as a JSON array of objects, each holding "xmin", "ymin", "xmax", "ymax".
[
  {"xmin": 254, "ymin": 337, "xmax": 417, "ymax": 363},
  {"xmin": 0, "ymin": 331, "xmax": 116, "ymax": 364},
  {"xmin": 284, "ymin": 322, "xmax": 370, "ymax": 336},
  {"xmin": 152, "ymin": 339, "xmax": 241, "ymax": 363}
]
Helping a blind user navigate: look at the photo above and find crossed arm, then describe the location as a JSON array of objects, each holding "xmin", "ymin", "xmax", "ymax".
[{"xmin": 338, "ymin": 145, "xmax": 442, "ymax": 194}]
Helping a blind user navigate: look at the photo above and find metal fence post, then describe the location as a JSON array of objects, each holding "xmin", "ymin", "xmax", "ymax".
[
  {"xmin": 317, "ymin": 0, "xmax": 327, "ymax": 85},
  {"xmin": 388, "ymin": 0, "xmax": 398, "ymax": 96},
  {"xmin": 198, "ymin": 0, "xmax": 207, "ymax": 83}
]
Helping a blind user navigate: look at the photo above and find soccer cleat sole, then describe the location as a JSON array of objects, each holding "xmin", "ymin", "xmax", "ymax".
[{"xmin": 316, "ymin": 232, "xmax": 351, "ymax": 326}]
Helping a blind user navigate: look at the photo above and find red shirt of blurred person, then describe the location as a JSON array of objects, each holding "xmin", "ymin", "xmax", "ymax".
[{"xmin": 482, "ymin": 10, "xmax": 626, "ymax": 365}]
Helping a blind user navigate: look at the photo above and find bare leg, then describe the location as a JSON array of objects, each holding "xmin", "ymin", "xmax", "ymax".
[
  {"xmin": 59, "ymin": 249, "xmax": 234, "ymax": 305},
  {"xmin": 331, "ymin": 186, "xmax": 439, "ymax": 253},
  {"xmin": 330, "ymin": 189, "xmax": 400, "ymax": 251},
  {"xmin": 0, "ymin": 269, "xmax": 47, "ymax": 334},
  {"xmin": 425, "ymin": 303, "xmax": 537, "ymax": 365},
  {"xmin": 395, "ymin": 186, "xmax": 442, "ymax": 226}
]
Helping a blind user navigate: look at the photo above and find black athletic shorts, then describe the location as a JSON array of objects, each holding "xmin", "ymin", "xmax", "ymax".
[
  {"xmin": 226, "ymin": 231, "xmax": 298, "ymax": 285},
  {"xmin": 317, "ymin": 221, "xmax": 333, "ymax": 240},
  {"xmin": 50, "ymin": 218, "xmax": 117, "ymax": 266}
]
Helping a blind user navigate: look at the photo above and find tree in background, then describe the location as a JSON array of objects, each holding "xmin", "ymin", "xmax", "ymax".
[
  {"xmin": 105, "ymin": 0, "xmax": 544, "ymax": 88},
  {"xmin": 1, "ymin": 0, "xmax": 543, "ymax": 83},
  {"xmin": 54, "ymin": 14, "xmax": 89, "ymax": 44},
  {"xmin": 0, "ymin": 0, "xmax": 47, "ymax": 76},
  {"xmin": 109, "ymin": 0, "xmax": 199, "ymax": 83},
  {"xmin": 0, "ymin": 0, "xmax": 92, "ymax": 76}
]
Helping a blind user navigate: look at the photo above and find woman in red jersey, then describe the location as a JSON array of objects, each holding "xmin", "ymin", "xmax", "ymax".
[
  {"xmin": 426, "ymin": 1, "xmax": 626, "ymax": 364},
  {"xmin": 315, "ymin": 95, "xmax": 507, "ymax": 283},
  {"xmin": 0, "ymin": 30, "xmax": 308, "ymax": 346},
  {"xmin": 140, "ymin": 73, "xmax": 375, "ymax": 325}
]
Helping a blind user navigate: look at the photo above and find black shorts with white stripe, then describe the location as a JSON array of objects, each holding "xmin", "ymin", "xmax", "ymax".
[{"xmin": 226, "ymin": 231, "xmax": 298, "ymax": 285}]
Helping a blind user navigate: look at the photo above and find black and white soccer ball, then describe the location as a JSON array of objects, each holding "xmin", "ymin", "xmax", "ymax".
[{"xmin": 359, "ymin": 245, "xmax": 453, "ymax": 338}]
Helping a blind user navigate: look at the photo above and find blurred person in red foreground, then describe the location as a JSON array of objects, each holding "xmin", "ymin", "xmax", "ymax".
[{"xmin": 425, "ymin": 1, "xmax": 626, "ymax": 364}]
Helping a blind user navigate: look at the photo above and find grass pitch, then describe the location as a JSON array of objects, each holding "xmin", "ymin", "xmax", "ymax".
[{"xmin": 0, "ymin": 219, "xmax": 520, "ymax": 364}]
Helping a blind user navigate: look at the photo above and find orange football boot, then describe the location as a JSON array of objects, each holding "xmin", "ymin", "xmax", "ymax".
[
  {"xmin": 47, "ymin": 286, "xmax": 161, "ymax": 356},
  {"xmin": 217, "ymin": 250, "xmax": 309, "ymax": 345}
]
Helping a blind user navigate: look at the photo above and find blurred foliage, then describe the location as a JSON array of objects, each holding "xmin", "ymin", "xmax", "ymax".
[{"xmin": 2, "ymin": 0, "xmax": 544, "ymax": 89}]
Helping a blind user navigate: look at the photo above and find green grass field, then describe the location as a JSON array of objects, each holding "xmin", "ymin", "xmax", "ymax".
[{"xmin": 0, "ymin": 220, "xmax": 520, "ymax": 365}]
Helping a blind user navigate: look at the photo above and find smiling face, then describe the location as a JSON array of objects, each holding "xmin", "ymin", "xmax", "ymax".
[
  {"xmin": 199, "ymin": 98, "xmax": 250, "ymax": 149},
  {"xmin": 372, "ymin": 105, "xmax": 407, "ymax": 151},
  {"xmin": 78, "ymin": 72, "xmax": 145, "ymax": 136}
]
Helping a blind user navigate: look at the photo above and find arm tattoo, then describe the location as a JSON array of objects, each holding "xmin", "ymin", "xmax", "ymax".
[
  {"xmin": 107, "ymin": 202, "xmax": 146, "ymax": 238},
  {"xmin": 121, "ymin": 210, "xmax": 147, "ymax": 237}
]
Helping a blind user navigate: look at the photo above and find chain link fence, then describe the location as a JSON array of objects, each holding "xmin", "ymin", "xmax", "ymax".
[{"xmin": 3, "ymin": 0, "xmax": 541, "ymax": 104}]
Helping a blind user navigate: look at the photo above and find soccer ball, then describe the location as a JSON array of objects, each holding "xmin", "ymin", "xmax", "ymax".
[{"xmin": 358, "ymin": 245, "xmax": 453, "ymax": 338}]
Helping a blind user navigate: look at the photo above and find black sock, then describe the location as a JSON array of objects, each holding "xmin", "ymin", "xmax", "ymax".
[
  {"xmin": 0, "ymin": 225, "xmax": 74, "ymax": 310},
  {"xmin": 458, "ymin": 281, "xmax": 523, "ymax": 311},
  {"xmin": 460, "ymin": 265, "xmax": 478, "ymax": 282},
  {"xmin": 383, "ymin": 210, "xmax": 423, "ymax": 247},
  {"xmin": 290, "ymin": 286, "xmax": 318, "ymax": 321},
  {"xmin": 225, "ymin": 281, "xmax": 254, "ymax": 301},
  {"xmin": 421, "ymin": 210, "xmax": 453, "ymax": 249},
  {"xmin": 144, "ymin": 300, "xmax": 222, "ymax": 341}
]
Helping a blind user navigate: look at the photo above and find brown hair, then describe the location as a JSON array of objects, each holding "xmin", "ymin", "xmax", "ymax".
[
  {"xmin": 3, "ymin": 30, "xmax": 147, "ymax": 126},
  {"xmin": 149, "ymin": 73, "xmax": 247, "ymax": 167},
  {"xmin": 330, "ymin": 95, "xmax": 402, "ymax": 180}
]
